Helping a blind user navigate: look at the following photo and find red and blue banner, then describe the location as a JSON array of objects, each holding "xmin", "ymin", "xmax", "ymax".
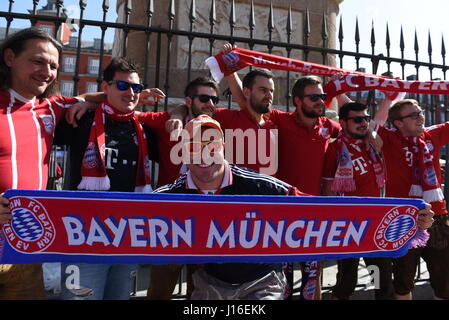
[{"xmin": 0, "ymin": 189, "xmax": 426, "ymax": 264}]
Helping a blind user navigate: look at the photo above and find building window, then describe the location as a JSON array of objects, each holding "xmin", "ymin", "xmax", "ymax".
[
  {"xmin": 39, "ymin": 24, "xmax": 54, "ymax": 36},
  {"xmin": 88, "ymin": 58, "xmax": 100, "ymax": 75},
  {"xmin": 85, "ymin": 82, "xmax": 98, "ymax": 93},
  {"xmin": 60, "ymin": 81, "xmax": 74, "ymax": 97},
  {"xmin": 63, "ymin": 56, "xmax": 76, "ymax": 73}
]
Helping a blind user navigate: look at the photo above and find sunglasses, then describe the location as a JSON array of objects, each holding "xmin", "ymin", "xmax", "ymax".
[
  {"xmin": 185, "ymin": 140, "xmax": 222, "ymax": 155},
  {"xmin": 346, "ymin": 115, "xmax": 371, "ymax": 124},
  {"xmin": 108, "ymin": 80, "xmax": 144, "ymax": 93},
  {"xmin": 190, "ymin": 94, "xmax": 219, "ymax": 105},
  {"xmin": 398, "ymin": 111, "xmax": 424, "ymax": 120},
  {"xmin": 303, "ymin": 93, "xmax": 327, "ymax": 102}
]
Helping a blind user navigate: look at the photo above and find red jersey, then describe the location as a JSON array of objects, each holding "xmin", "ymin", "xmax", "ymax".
[
  {"xmin": 214, "ymin": 107, "xmax": 278, "ymax": 176},
  {"xmin": 269, "ymin": 109, "xmax": 341, "ymax": 195},
  {"xmin": 378, "ymin": 124, "xmax": 449, "ymax": 214},
  {"xmin": 136, "ymin": 111, "xmax": 181, "ymax": 187},
  {"xmin": 322, "ymin": 137, "xmax": 382, "ymax": 197},
  {"xmin": 0, "ymin": 89, "xmax": 79, "ymax": 193}
]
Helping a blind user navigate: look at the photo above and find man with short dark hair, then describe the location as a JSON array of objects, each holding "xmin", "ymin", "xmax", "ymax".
[
  {"xmin": 138, "ymin": 76, "xmax": 219, "ymax": 188},
  {"xmin": 322, "ymin": 102, "xmax": 395, "ymax": 300},
  {"xmin": 223, "ymin": 65, "xmax": 340, "ymax": 299},
  {"xmin": 56, "ymin": 57, "xmax": 152, "ymax": 300},
  {"xmin": 378, "ymin": 99, "xmax": 449, "ymax": 300},
  {"xmin": 213, "ymin": 69, "xmax": 278, "ymax": 175}
]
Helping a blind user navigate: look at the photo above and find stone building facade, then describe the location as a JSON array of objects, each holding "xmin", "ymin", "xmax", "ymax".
[{"xmin": 114, "ymin": 0, "xmax": 342, "ymax": 109}]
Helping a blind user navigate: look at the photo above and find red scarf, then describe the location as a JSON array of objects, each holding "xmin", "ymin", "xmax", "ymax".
[
  {"xmin": 324, "ymin": 74, "xmax": 449, "ymax": 107},
  {"xmin": 398, "ymin": 132, "xmax": 444, "ymax": 205},
  {"xmin": 206, "ymin": 48, "xmax": 449, "ymax": 107},
  {"xmin": 332, "ymin": 133, "xmax": 385, "ymax": 193},
  {"xmin": 77, "ymin": 102, "xmax": 152, "ymax": 192}
]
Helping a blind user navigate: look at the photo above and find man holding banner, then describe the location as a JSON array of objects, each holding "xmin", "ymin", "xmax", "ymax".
[
  {"xmin": 54, "ymin": 57, "xmax": 154, "ymax": 300},
  {"xmin": 322, "ymin": 102, "xmax": 395, "ymax": 300},
  {"xmin": 155, "ymin": 114, "xmax": 307, "ymax": 300},
  {"xmin": 0, "ymin": 27, "xmax": 99, "ymax": 300},
  {"xmin": 378, "ymin": 99, "xmax": 449, "ymax": 300},
  {"xmin": 210, "ymin": 44, "xmax": 342, "ymax": 300}
]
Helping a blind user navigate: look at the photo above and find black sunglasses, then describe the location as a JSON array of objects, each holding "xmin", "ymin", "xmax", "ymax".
[
  {"xmin": 398, "ymin": 111, "xmax": 424, "ymax": 120},
  {"xmin": 303, "ymin": 93, "xmax": 327, "ymax": 102},
  {"xmin": 346, "ymin": 115, "xmax": 371, "ymax": 123},
  {"xmin": 190, "ymin": 94, "xmax": 219, "ymax": 105},
  {"xmin": 108, "ymin": 80, "xmax": 144, "ymax": 93}
]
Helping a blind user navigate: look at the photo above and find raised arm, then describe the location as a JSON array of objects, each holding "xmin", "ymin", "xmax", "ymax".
[
  {"xmin": 219, "ymin": 43, "xmax": 247, "ymax": 110},
  {"xmin": 373, "ymin": 96, "xmax": 394, "ymax": 126}
]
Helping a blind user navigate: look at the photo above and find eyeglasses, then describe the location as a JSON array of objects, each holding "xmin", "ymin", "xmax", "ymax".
[
  {"xmin": 346, "ymin": 115, "xmax": 371, "ymax": 123},
  {"xmin": 108, "ymin": 80, "xmax": 144, "ymax": 93},
  {"xmin": 398, "ymin": 111, "xmax": 424, "ymax": 120},
  {"xmin": 185, "ymin": 140, "xmax": 222, "ymax": 155},
  {"xmin": 303, "ymin": 93, "xmax": 327, "ymax": 102},
  {"xmin": 190, "ymin": 94, "xmax": 220, "ymax": 105}
]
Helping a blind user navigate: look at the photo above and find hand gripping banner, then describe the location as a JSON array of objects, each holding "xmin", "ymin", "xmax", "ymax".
[{"xmin": 0, "ymin": 189, "xmax": 427, "ymax": 265}]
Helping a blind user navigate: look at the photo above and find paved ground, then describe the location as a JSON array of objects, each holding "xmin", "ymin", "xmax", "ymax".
[{"xmin": 130, "ymin": 258, "xmax": 433, "ymax": 300}]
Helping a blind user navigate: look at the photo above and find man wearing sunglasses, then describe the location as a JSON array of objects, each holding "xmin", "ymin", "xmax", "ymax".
[
  {"xmin": 322, "ymin": 102, "xmax": 396, "ymax": 300},
  {"xmin": 171, "ymin": 70, "xmax": 278, "ymax": 176},
  {"xmin": 55, "ymin": 57, "xmax": 155, "ymax": 300},
  {"xmin": 375, "ymin": 99, "xmax": 449, "ymax": 300},
  {"xmin": 138, "ymin": 77, "xmax": 220, "ymax": 191},
  {"xmin": 223, "ymin": 67, "xmax": 340, "ymax": 299},
  {"xmin": 154, "ymin": 115, "xmax": 307, "ymax": 300}
]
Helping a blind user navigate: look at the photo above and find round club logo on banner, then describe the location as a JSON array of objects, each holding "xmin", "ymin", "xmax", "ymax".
[
  {"xmin": 374, "ymin": 206, "xmax": 417, "ymax": 251},
  {"xmin": 3, "ymin": 197, "xmax": 56, "ymax": 253}
]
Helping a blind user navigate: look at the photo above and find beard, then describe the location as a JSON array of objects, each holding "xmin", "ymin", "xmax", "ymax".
[
  {"xmin": 191, "ymin": 102, "xmax": 215, "ymax": 118},
  {"xmin": 348, "ymin": 128, "xmax": 368, "ymax": 140},
  {"xmin": 250, "ymin": 96, "xmax": 271, "ymax": 114},
  {"xmin": 301, "ymin": 104, "xmax": 324, "ymax": 118}
]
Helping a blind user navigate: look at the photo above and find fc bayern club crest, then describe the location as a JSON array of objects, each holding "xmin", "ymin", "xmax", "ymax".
[
  {"xmin": 374, "ymin": 206, "xmax": 417, "ymax": 251},
  {"xmin": 2, "ymin": 197, "xmax": 56, "ymax": 253},
  {"xmin": 223, "ymin": 52, "xmax": 241, "ymax": 72},
  {"xmin": 82, "ymin": 142, "xmax": 99, "ymax": 169},
  {"xmin": 40, "ymin": 115, "xmax": 54, "ymax": 134}
]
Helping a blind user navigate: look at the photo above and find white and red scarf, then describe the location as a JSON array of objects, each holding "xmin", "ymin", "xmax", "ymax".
[
  {"xmin": 399, "ymin": 132, "xmax": 444, "ymax": 204},
  {"xmin": 77, "ymin": 102, "xmax": 152, "ymax": 192},
  {"xmin": 206, "ymin": 48, "xmax": 449, "ymax": 105},
  {"xmin": 324, "ymin": 74, "xmax": 449, "ymax": 107},
  {"xmin": 332, "ymin": 133, "xmax": 385, "ymax": 193}
]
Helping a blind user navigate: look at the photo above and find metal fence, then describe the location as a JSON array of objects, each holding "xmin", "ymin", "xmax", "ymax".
[
  {"xmin": 0, "ymin": 0, "xmax": 441, "ymax": 296},
  {"xmin": 1, "ymin": 1, "xmax": 448, "ymax": 112}
]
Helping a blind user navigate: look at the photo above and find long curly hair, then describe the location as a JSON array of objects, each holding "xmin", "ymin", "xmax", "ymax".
[{"xmin": 0, "ymin": 27, "xmax": 63, "ymax": 98}]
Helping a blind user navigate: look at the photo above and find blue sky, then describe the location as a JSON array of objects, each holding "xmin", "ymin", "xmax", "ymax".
[
  {"xmin": 1, "ymin": 0, "xmax": 447, "ymax": 80},
  {"xmin": 338, "ymin": 0, "xmax": 449, "ymax": 80},
  {"xmin": 0, "ymin": 0, "xmax": 118, "ymax": 43}
]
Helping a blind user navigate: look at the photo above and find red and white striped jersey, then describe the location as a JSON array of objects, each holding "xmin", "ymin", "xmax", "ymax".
[{"xmin": 0, "ymin": 89, "xmax": 79, "ymax": 193}]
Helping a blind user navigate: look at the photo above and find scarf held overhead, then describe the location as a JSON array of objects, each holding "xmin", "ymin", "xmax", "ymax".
[
  {"xmin": 0, "ymin": 189, "xmax": 428, "ymax": 265},
  {"xmin": 206, "ymin": 48, "xmax": 449, "ymax": 103},
  {"xmin": 77, "ymin": 102, "xmax": 152, "ymax": 192},
  {"xmin": 206, "ymin": 48, "xmax": 372, "ymax": 83},
  {"xmin": 324, "ymin": 74, "xmax": 449, "ymax": 106}
]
